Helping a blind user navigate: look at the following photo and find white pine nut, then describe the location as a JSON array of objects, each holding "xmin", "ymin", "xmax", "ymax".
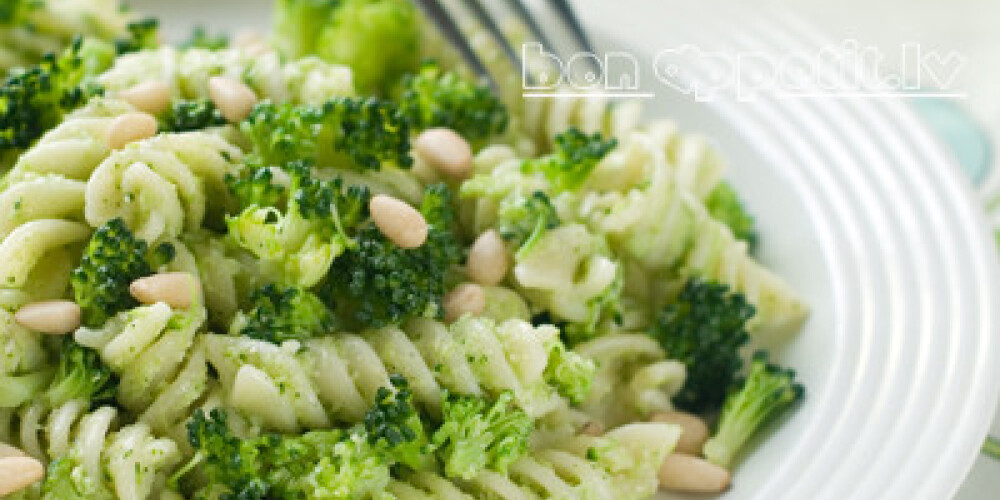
[
  {"xmin": 208, "ymin": 76, "xmax": 258, "ymax": 123},
  {"xmin": 443, "ymin": 283, "xmax": 486, "ymax": 322},
  {"xmin": 106, "ymin": 112, "xmax": 158, "ymax": 150},
  {"xmin": 118, "ymin": 81, "xmax": 171, "ymax": 114},
  {"xmin": 467, "ymin": 229, "xmax": 508, "ymax": 285},
  {"xmin": 0, "ymin": 456, "xmax": 44, "ymax": 496},
  {"xmin": 0, "ymin": 444, "xmax": 25, "ymax": 459},
  {"xmin": 369, "ymin": 194, "xmax": 428, "ymax": 249},
  {"xmin": 14, "ymin": 300, "xmax": 81, "ymax": 334},
  {"xmin": 414, "ymin": 128, "xmax": 473, "ymax": 179},
  {"xmin": 659, "ymin": 454, "xmax": 731, "ymax": 493},
  {"xmin": 651, "ymin": 411, "xmax": 710, "ymax": 455},
  {"xmin": 129, "ymin": 272, "xmax": 201, "ymax": 309}
]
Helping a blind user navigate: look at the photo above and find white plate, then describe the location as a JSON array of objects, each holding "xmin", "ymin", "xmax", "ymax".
[{"xmin": 128, "ymin": 1, "xmax": 1000, "ymax": 499}]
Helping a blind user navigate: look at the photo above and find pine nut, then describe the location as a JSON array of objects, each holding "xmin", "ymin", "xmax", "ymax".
[
  {"xmin": 208, "ymin": 76, "xmax": 258, "ymax": 123},
  {"xmin": 443, "ymin": 283, "xmax": 486, "ymax": 322},
  {"xmin": 651, "ymin": 411, "xmax": 710, "ymax": 455},
  {"xmin": 107, "ymin": 112, "xmax": 158, "ymax": 150},
  {"xmin": 130, "ymin": 272, "xmax": 201, "ymax": 309},
  {"xmin": 0, "ymin": 456, "xmax": 44, "ymax": 496},
  {"xmin": 0, "ymin": 444, "xmax": 25, "ymax": 459},
  {"xmin": 369, "ymin": 194, "xmax": 428, "ymax": 249},
  {"xmin": 414, "ymin": 128, "xmax": 473, "ymax": 179},
  {"xmin": 659, "ymin": 454, "xmax": 731, "ymax": 493},
  {"xmin": 118, "ymin": 81, "xmax": 171, "ymax": 114},
  {"xmin": 14, "ymin": 300, "xmax": 81, "ymax": 334},
  {"xmin": 467, "ymin": 230, "xmax": 508, "ymax": 285}
]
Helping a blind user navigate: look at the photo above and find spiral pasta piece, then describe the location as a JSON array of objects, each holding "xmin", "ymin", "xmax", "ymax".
[
  {"xmin": 0, "ymin": 309, "xmax": 47, "ymax": 377},
  {"xmin": 201, "ymin": 316, "xmax": 573, "ymax": 432},
  {"xmin": 388, "ymin": 422, "xmax": 677, "ymax": 500},
  {"xmin": 1, "ymin": 400, "xmax": 180, "ymax": 500},
  {"xmin": 573, "ymin": 333, "xmax": 685, "ymax": 427},
  {"xmin": 74, "ymin": 303, "xmax": 212, "ymax": 437},
  {"xmin": 85, "ymin": 130, "xmax": 243, "ymax": 243},
  {"xmin": 7, "ymin": 99, "xmax": 137, "ymax": 182},
  {"xmin": 100, "ymin": 46, "xmax": 355, "ymax": 106},
  {"xmin": 580, "ymin": 131, "xmax": 807, "ymax": 338}
]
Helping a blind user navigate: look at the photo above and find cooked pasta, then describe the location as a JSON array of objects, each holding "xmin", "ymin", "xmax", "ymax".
[
  {"xmin": 1, "ymin": 401, "xmax": 180, "ymax": 500},
  {"xmin": 202, "ymin": 316, "xmax": 577, "ymax": 432},
  {"xmin": 0, "ymin": 1, "xmax": 808, "ymax": 498}
]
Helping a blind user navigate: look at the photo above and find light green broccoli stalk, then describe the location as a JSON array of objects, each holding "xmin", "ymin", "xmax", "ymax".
[{"xmin": 702, "ymin": 352, "xmax": 804, "ymax": 468}]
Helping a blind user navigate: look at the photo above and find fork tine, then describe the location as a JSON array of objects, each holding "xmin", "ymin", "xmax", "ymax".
[
  {"xmin": 413, "ymin": 0, "xmax": 496, "ymax": 89},
  {"xmin": 462, "ymin": 0, "xmax": 524, "ymax": 73},
  {"xmin": 546, "ymin": 0, "xmax": 597, "ymax": 55},
  {"xmin": 501, "ymin": 0, "xmax": 557, "ymax": 54}
]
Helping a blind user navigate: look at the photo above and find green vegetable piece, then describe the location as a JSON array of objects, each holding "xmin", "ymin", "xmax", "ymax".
[
  {"xmin": 702, "ymin": 352, "xmax": 804, "ymax": 468},
  {"xmin": 71, "ymin": 218, "xmax": 176, "ymax": 327},
  {"xmin": 648, "ymin": 279, "xmax": 754, "ymax": 413}
]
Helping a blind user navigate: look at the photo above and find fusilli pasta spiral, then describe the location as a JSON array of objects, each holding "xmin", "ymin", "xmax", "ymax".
[
  {"xmin": 85, "ymin": 130, "xmax": 243, "ymax": 243},
  {"xmin": 99, "ymin": 47, "xmax": 355, "ymax": 106},
  {"xmin": 388, "ymin": 422, "xmax": 678, "ymax": 500},
  {"xmin": 0, "ymin": 400, "xmax": 180, "ymax": 500},
  {"xmin": 74, "ymin": 303, "xmax": 212, "ymax": 438},
  {"xmin": 202, "ymin": 316, "xmax": 575, "ymax": 433}
]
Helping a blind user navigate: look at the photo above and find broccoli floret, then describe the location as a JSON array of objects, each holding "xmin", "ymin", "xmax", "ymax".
[
  {"xmin": 179, "ymin": 409, "xmax": 269, "ymax": 500},
  {"xmin": 0, "ymin": 37, "xmax": 114, "ymax": 155},
  {"xmin": 160, "ymin": 98, "xmax": 227, "ymax": 132},
  {"xmin": 43, "ymin": 339, "xmax": 117, "ymax": 407},
  {"xmin": 274, "ymin": 0, "xmax": 420, "ymax": 93},
  {"xmin": 178, "ymin": 408, "xmax": 393, "ymax": 500},
  {"xmin": 431, "ymin": 391, "xmax": 533, "ymax": 480},
  {"xmin": 226, "ymin": 164, "xmax": 287, "ymax": 210},
  {"xmin": 41, "ymin": 456, "xmax": 115, "ymax": 500},
  {"xmin": 321, "ymin": 183, "xmax": 461, "ymax": 328},
  {"xmin": 266, "ymin": 430, "xmax": 391, "ymax": 500},
  {"xmin": 231, "ymin": 284, "xmax": 333, "ymax": 344},
  {"xmin": 114, "ymin": 18, "xmax": 160, "ymax": 54},
  {"xmin": 648, "ymin": 279, "xmax": 754, "ymax": 413},
  {"xmin": 496, "ymin": 190, "xmax": 560, "ymax": 259},
  {"xmin": 226, "ymin": 160, "xmax": 370, "ymax": 287},
  {"xmin": 702, "ymin": 352, "xmax": 804, "ymax": 468},
  {"xmin": 394, "ymin": 61, "xmax": 508, "ymax": 143},
  {"xmin": 242, "ymin": 99, "xmax": 412, "ymax": 171},
  {"xmin": 544, "ymin": 343, "xmax": 596, "ymax": 404},
  {"xmin": 523, "ymin": 128, "xmax": 617, "ymax": 192},
  {"xmin": 706, "ymin": 182, "xmax": 758, "ymax": 251},
  {"xmin": 364, "ymin": 374, "xmax": 429, "ymax": 470},
  {"xmin": 180, "ymin": 26, "xmax": 229, "ymax": 50},
  {"xmin": 71, "ymin": 218, "xmax": 176, "ymax": 327}
]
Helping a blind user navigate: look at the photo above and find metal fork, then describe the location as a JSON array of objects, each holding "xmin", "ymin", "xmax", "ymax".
[{"xmin": 413, "ymin": 0, "xmax": 597, "ymax": 90}]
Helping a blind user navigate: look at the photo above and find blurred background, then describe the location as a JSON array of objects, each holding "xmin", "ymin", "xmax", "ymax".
[{"xmin": 770, "ymin": 0, "xmax": 999, "ymax": 195}]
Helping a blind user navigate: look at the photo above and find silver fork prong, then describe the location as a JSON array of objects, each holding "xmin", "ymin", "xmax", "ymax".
[
  {"xmin": 462, "ymin": 0, "xmax": 524, "ymax": 73},
  {"xmin": 501, "ymin": 0, "xmax": 557, "ymax": 54},
  {"xmin": 547, "ymin": 0, "xmax": 597, "ymax": 55},
  {"xmin": 414, "ymin": 0, "xmax": 496, "ymax": 89}
]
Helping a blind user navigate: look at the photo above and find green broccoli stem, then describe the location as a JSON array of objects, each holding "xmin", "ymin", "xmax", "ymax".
[{"xmin": 702, "ymin": 352, "xmax": 803, "ymax": 468}]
